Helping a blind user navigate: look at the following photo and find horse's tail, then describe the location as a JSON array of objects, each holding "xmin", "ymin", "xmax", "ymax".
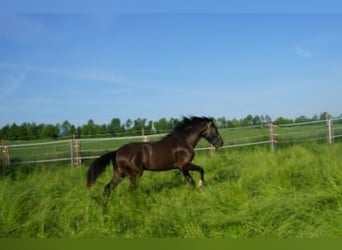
[{"xmin": 86, "ymin": 151, "xmax": 116, "ymax": 188}]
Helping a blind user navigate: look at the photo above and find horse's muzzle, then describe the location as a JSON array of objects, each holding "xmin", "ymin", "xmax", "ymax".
[{"xmin": 212, "ymin": 136, "xmax": 224, "ymax": 148}]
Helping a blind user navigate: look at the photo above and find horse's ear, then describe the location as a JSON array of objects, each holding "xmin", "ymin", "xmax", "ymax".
[{"xmin": 207, "ymin": 121, "xmax": 213, "ymax": 128}]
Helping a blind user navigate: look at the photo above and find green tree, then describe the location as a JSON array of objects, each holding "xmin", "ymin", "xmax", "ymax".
[
  {"xmin": 0, "ymin": 125, "xmax": 10, "ymax": 140},
  {"xmin": 40, "ymin": 124, "xmax": 59, "ymax": 139},
  {"xmin": 274, "ymin": 117, "xmax": 294, "ymax": 125},
  {"xmin": 154, "ymin": 118, "xmax": 169, "ymax": 133},
  {"xmin": 169, "ymin": 118, "xmax": 179, "ymax": 129},
  {"xmin": 19, "ymin": 123, "xmax": 29, "ymax": 139},
  {"xmin": 312, "ymin": 115, "xmax": 319, "ymax": 121},
  {"xmin": 227, "ymin": 119, "xmax": 240, "ymax": 128},
  {"xmin": 9, "ymin": 123, "xmax": 20, "ymax": 140},
  {"xmin": 125, "ymin": 119, "xmax": 133, "ymax": 131},
  {"xmin": 216, "ymin": 117, "xmax": 227, "ymax": 128},
  {"xmin": 243, "ymin": 114, "xmax": 254, "ymax": 126},
  {"xmin": 320, "ymin": 112, "xmax": 331, "ymax": 120},
  {"xmin": 133, "ymin": 118, "xmax": 147, "ymax": 135},
  {"xmin": 59, "ymin": 120, "xmax": 72, "ymax": 137},
  {"xmin": 295, "ymin": 115, "xmax": 310, "ymax": 123},
  {"xmin": 108, "ymin": 118, "xmax": 122, "ymax": 135},
  {"xmin": 145, "ymin": 120, "xmax": 154, "ymax": 134},
  {"xmin": 82, "ymin": 119, "xmax": 97, "ymax": 136},
  {"xmin": 253, "ymin": 115, "xmax": 262, "ymax": 126}
]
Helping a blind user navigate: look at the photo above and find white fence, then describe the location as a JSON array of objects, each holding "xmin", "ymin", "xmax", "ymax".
[{"xmin": 1, "ymin": 118, "xmax": 342, "ymax": 168}]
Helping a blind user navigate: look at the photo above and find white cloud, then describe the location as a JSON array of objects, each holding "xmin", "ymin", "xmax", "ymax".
[
  {"xmin": 0, "ymin": 65, "xmax": 28, "ymax": 97},
  {"xmin": 295, "ymin": 47, "xmax": 312, "ymax": 58},
  {"xmin": 0, "ymin": 62, "xmax": 128, "ymax": 85}
]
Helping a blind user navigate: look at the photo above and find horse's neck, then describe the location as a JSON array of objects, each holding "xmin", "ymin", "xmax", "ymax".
[
  {"xmin": 162, "ymin": 124, "xmax": 205, "ymax": 148},
  {"xmin": 182, "ymin": 126, "xmax": 205, "ymax": 148}
]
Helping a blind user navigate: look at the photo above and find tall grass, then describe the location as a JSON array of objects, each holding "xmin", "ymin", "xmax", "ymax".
[{"xmin": 1, "ymin": 143, "xmax": 342, "ymax": 238}]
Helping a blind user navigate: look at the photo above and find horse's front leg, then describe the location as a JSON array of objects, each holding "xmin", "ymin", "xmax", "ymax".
[
  {"xmin": 182, "ymin": 163, "xmax": 205, "ymax": 188},
  {"xmin": 182, "ymin": 170, "xmax": 195, "ymax": 186}
]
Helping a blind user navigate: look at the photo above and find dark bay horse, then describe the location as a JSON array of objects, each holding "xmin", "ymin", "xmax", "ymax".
[{"xmin": 87, "ymin": 116, "xmax": 224, "ymax": 197}]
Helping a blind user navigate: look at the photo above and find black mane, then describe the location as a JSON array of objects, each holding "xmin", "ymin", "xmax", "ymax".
[{"xmin": 170, "ymin": 116, "xmax": 213, "ymax": 134}]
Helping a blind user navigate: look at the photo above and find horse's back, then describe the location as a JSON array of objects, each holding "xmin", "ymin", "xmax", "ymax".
[
  {"xmin": 116, "ymin": 142, "xmax": 144, "ymax": 159},
  {"xmin": 116, "ymin": 140, "xmax": 177, "ymax": 171}
]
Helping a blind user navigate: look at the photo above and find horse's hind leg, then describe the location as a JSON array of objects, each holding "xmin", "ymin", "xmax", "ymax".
[
  {"xmin": 128, "ymin": 170, "xmax": 144, "ymax": 191},
  {"xmin": 104, "ymin": 173, "xmax": 124, "ymax": 198}
]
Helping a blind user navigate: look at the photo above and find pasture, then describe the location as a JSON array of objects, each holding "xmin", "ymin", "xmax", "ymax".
[
  {"xmin": 4, "ymin": 119, "xmax": 342, "ymax": 166},
  {"xmin": 1, "ymin": 143, "xmax": 342, "ymax": 238}
]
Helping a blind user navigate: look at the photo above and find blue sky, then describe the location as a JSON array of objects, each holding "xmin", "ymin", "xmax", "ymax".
[{"xmin": 1, "ymin": 11, "xmax": 342, "ymax": 126}]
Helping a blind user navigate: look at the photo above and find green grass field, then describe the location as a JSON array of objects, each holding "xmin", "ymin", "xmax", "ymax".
[{"xmin": 1, "ymin": 143, "xmax": 342, "ymax": 238}]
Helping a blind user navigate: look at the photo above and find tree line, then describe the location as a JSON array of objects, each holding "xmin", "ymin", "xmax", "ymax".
[{"xmin": 0, "ymin": 112, "xmax": 339, "ymax": 141}]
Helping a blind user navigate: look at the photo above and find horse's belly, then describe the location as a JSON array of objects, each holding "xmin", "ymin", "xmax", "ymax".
[
  {"xmin": 141, "ymin": 143, "xmax": 175, "ymax": 171},
  {"xmin": 144, "ymin": 159, "xmax": 175, "ymax": 171}
]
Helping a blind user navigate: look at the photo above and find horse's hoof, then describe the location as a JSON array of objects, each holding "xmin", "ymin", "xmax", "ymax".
[{"xmin": 196, "ymin": 180, "xmax": 203, "ymax": 189}]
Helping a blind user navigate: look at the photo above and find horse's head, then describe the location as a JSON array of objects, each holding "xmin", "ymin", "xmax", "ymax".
[
  {"xmin": 202, "ymin": 119, "xmax": 224, "ymax": 148},
  {"xmin": 172, "ymin": 116, "xmax": 224, "ymax": 148}
]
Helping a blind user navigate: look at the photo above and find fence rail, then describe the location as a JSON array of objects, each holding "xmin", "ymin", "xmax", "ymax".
[{"xmin": 1, "ymin": 118, "xmax": 342, "ymax": 168}]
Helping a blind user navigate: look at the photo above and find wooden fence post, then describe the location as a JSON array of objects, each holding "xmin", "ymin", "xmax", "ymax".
[
  {"xmin": 269, "ymin": 123, "xmax": 278, "ymax": 151},
  {"xmin": 71, "ymin": 135, "xmax": 81, "ymax": 167},
  {"xmin": 1, "ymin": 140, "xmax": 10, "ymax": 175},
  {"xmin": 208, "ymin": 144, "xmax": 215, "ymax": 156},
  {"xmin": 141, "ymin": 128, "xmax": 148, "ymax": 142},
  {"xmin": 327, "ymin": 119, "xmax": 333, "ymax": 144}
]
